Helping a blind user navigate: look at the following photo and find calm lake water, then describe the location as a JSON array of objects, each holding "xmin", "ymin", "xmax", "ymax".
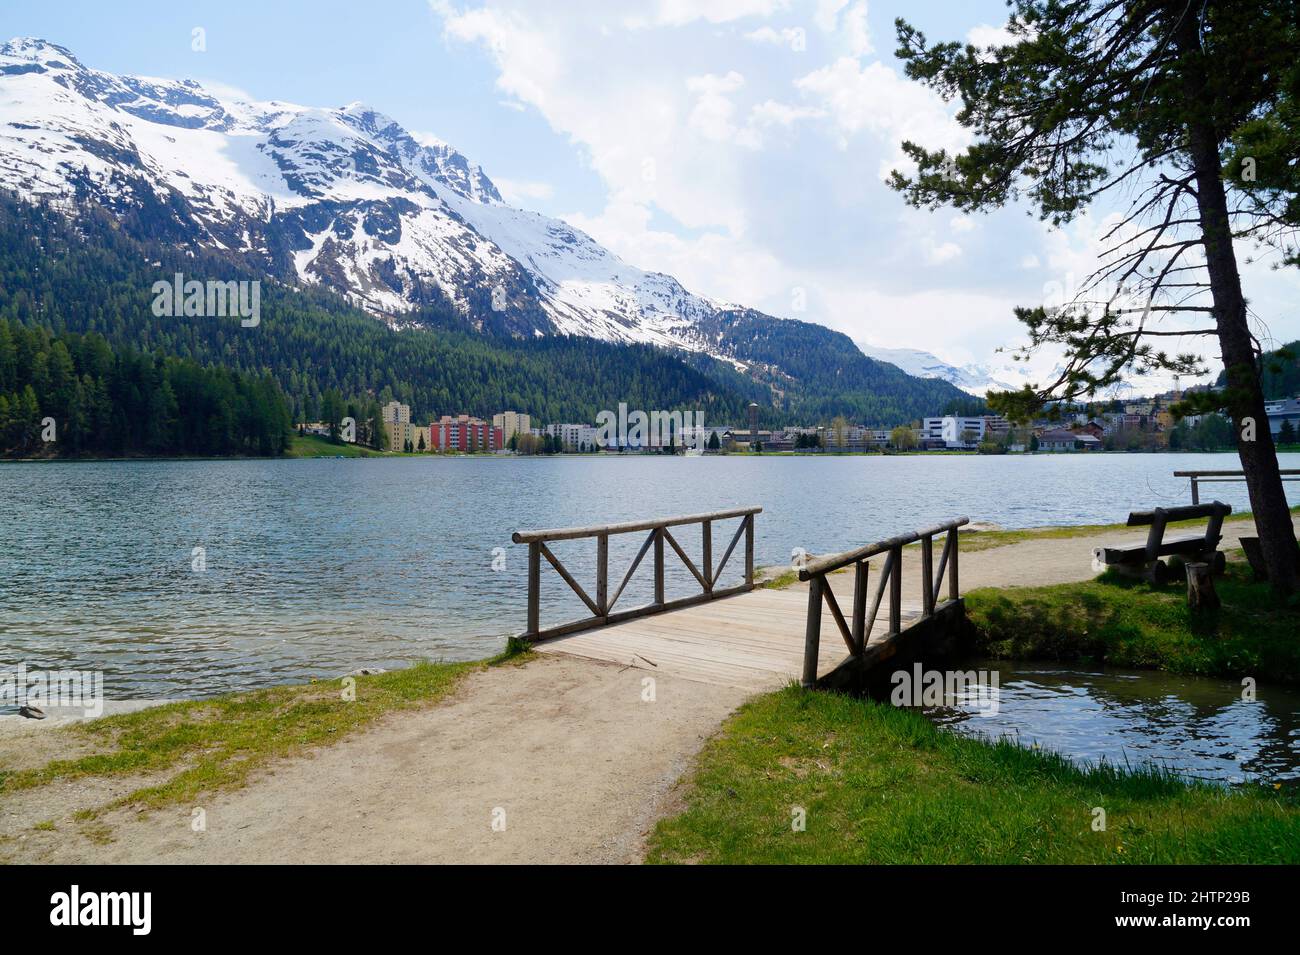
[
  {"xmin": 931, "ymin": 662, "xmax": 1300, "ymax": 788},
  {"xmin": 2, "ymin": 451, "xmax": 1297, "ymax": 699}
]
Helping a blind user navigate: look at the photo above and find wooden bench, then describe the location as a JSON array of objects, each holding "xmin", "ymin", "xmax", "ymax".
[{"xmin": 1092, "ymin": 501, "xmax": 1232, "ymax": 584}]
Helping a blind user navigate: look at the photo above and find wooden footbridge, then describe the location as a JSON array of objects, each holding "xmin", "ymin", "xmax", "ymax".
[{"xmin": 512, "ymin": 508, "xmax": 971, "ymax": 693}]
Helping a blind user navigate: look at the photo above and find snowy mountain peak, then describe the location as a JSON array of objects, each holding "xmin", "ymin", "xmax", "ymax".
[
  {"xmin": 0, "ymin": 40, "xmax": 975, "ymax": 416},
  {"xmin": 0, "ymin": 38, "xmax": 719, "ymax": 337},
  {"xmin": 855, "ymin": 343, "xmax": 1044, "ymax": 396},
  {"xmin": 1, "ymin": 37, "xmax": 82, "ymax": 68}
]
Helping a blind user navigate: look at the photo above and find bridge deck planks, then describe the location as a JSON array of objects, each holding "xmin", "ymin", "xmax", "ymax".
[{"xmin": 534, "ymin": 586, "xmax": 922, "ymax": 691}]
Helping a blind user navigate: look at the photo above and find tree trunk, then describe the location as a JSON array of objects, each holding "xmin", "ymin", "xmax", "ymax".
[
  {"xmin": 1176, "ymin": 17, "xmax": 1300, "ymax": 595},
  {"xmin": 1185, "ymin": 561, "xmax": 1220, "ymax": 611}
]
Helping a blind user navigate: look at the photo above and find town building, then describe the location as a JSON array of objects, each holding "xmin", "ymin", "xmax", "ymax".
[
  {"xmin": 982, "ymin": 415, "xmax": 1011, "ymax": 437},
  {"xmin": 1038, "ymin": 429, "xmax": 1100, "ymax": 451},
  {"xmin": 1265, "ymin": 398, "xmax": 1300, "ymax": 438},
  {"xmin": 382, "ymin": 400, "xmax": 415, "ymax": 451},
  {"xmin": 922, "ymin": 416, "xmax": 987, "ymax": 448},
  {"xmin": 492, "ymin": 411, "xmax": 532, "ymax": 445},
  {"xmin": 545, "ymin": 422, "xmax": 600, "ymax": 451},
  {"xmin": 429, "ymin": 414, "xmax": 503, "ymax": 452},
  {"xmin": 725, "ymin": 429, "xmax": 775, "ymax": 450}
]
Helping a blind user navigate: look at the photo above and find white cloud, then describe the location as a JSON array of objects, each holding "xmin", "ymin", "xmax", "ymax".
[
  {"xmin": 743, "ymin": 26, "xmax": 806, "ymax": 49},
  {"xmin": 794, "ymin": 57, "xmax": 967, "ymax": 175},
  {"xmin": 651, "ymin": 0, "xmax": 791, "ymax": 26},
  {"xmin": 966, "ymin": 22, "xmax": 1018, "ymax": 48},
  {"xmin": 686, "ymin": 71, "xmax": 748, "ymax": 143},
  {"xmin": 841, "ymin": 1, "xmax": 873, "ymax": 56},
  {"xmin": 813, "ymin": 0, "xmax": 849, "ymax": 32},
  {"xmin": 924, "ymin": 239, "xmax": 963, "ymax": 265},
  {"xmin": 428, "ymin": 2, "xmax": 1300, "ymax": 377}
]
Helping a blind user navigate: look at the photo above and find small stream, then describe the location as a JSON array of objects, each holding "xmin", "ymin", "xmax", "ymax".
[{"xmin": 927, "ymin": 662, "xmax": 1300, "ymax": 787}]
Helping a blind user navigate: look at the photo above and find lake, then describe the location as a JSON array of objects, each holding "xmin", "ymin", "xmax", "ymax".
[
  {"xmin": 2, "ymin": 451, "xmax": 1297, "ymax": 698},
  {"xmin": 931, "ymin": 662, "xmax": 1300, "ymax": 788}
]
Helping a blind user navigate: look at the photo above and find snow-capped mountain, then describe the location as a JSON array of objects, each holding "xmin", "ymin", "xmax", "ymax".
[
  {"xmin": 0, "ymin": 37, "xmax": 730, "ymax": 350},
  {"xmin": 0, "ymin": 38, "xmax": 980, "ymax": 422},
  {"xmin": 855, "ymin": 344, "xmax": 1044, "ymax": 396}
]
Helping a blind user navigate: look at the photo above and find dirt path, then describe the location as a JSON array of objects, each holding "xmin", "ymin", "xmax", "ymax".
[{"xmin": 5, "ymin": 517, "xmax": 1291, "ymax": 864}]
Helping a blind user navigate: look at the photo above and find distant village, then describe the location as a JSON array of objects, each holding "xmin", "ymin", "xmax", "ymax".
[{"xmin": 299, "ymin": 392, "xmax": 1300, "ymax": 455}]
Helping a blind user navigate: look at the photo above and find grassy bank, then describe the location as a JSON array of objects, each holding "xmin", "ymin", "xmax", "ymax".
[
  {"xmin": 0, "ymin": 649, "xmax": 526, "ymax": 821},
  {"xmin": 966, "ymin": 560, "xmax": 1300, "ymax": 683},
  {"xmin": 286, "ymin": 433, "xmax": 379, "ymax": 457},
  {"xmin": 647, "ymin": 686, "xmax": 1299, "ymax": 864}
]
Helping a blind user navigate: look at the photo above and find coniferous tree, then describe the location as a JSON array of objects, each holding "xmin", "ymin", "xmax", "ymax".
[{"xmin": 891, "ymin": 0, "xmax": 1300, "ymax": 590}]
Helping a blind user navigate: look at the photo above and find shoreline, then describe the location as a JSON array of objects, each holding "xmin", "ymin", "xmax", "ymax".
[{"xmin": 4, "ymin": 514, "xmax": 1298, "ymax": 864}]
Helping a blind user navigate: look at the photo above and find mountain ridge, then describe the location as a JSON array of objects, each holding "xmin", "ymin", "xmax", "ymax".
[{"xmin": 0, "ymin": 36, "xmax": 974, "ymax": 421}]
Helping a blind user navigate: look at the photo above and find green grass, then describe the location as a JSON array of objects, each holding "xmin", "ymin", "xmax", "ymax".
[
  {"xmin": 647, "ymin": 686, "xmax": 1300, "ymax": 864},
  {"xmin": 966, "ymin": 559, "xmax": 1300, "ymax": 682},
  {"xmin": 0, "ymin": 651, "xmax": 526, "ymax": 817},
  {"xmin": 758, "ymin": 566, "xmax": 801, "ymax": 590},
  {"xmin": 286, "ymin": 433, "xmax": 378, "ymax": 457}
]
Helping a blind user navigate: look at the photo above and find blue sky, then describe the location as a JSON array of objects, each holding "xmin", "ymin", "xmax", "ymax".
[{"xmin": 6, "ymin": 0, "xmax": 1298, "ymax": 384}]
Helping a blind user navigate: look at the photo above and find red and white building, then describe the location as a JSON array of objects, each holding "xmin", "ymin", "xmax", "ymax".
[{"xmin": 429, "ymin": 414, "xmax": 503, "ymax": 452}]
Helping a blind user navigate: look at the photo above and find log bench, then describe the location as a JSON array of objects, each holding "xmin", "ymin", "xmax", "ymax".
[{"xmin": 1092, "ymin": 501, "xmax": 1232, "ymax": 584}]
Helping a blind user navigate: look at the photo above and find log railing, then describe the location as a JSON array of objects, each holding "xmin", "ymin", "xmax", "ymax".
[
  {"xmin": 1175, "ymin": 469, "xmax": 1300, "ymax": 505},
  {"xmin": 513, "ymin": 506, "xmax": 761, "ymax": 642},
  {"xmin": 796, "ymin": 517, "xmax": 969, "ymax": 687}
]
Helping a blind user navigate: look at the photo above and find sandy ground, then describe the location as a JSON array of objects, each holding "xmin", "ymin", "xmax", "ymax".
[
  {"xmin": 4, "ymin": 655, "xmax": 747, "ymax": 864},
  {"xmin": 4, "ymin": 516, "xmax": 1292, "ymax": 864}
]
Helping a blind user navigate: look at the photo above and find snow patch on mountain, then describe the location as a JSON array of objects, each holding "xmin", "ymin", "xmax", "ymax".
[
  {"xmin": 0, "ymin": 37, "xmax": 730, "ymax": 350},
  {"xmin": 855, "ymin": 343, "xmax": 1043, "ymax": 396}
]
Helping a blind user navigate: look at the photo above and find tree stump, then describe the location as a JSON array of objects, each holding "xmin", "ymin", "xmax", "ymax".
[{"xmin": 1185, "ymin": 561, "xmax": 1220, "ymax": 611}]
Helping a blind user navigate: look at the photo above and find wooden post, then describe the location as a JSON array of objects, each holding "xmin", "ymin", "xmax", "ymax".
[
  {"xmin": 1190, "ymin": 476, "xmax": 1200, "ymax": 505},
  {"xmin": 654, "ymin": 527, "xmax": 665, "ymax": 606},
  {"xmin": 851, "ymin": 560, "xmax": 868, "ymax": 654},
  {"xmin": 1186, "ymin": 561, "xmax": 1220, "ymax": 610},
  {"xmin": 702, "ymin": 519, "xmax": 713, "ymax": 593},
  {"xmin": 744, "ymin": 514, "xmax": 754, "ymax": 588},
  {"xmin": 803, "ymin": 575, "xmax": 823, "ymax": 687},
  {"xmin": 1204, "ymin": 502, "xmax": 1226, "ymax": 554},
  {"xmin": 1144, "ymin": 509, "xmax": 1168, "ymax": 564},
  {"xmin": 527, "ymin": 541, "xmax": 541, "ymax": 636},
  {"xmin": 920, "ymin": 534, "xmax": 934, "ymax": 617},
  {"xmin": 948, "ymin": 528, "xmax": 959, "ymax": 602},
  {"xmin": 889, "ymin": 544, "xmax": 902, "ymax": 635},
  {"xmin": 596, "ymin": 533, "xmax": 608, "ymax": 616}
]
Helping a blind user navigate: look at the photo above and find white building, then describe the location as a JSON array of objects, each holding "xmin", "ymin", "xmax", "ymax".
[
  {"xmin": 922, "ymin": 416, "xmax": 987, "ymax": 448},
  {"xmin": 1265, "ymin": 398, "xmax": 1300, "ymax": 437},
  {"xmin": 545, "ymin": 422, "xmax": 600, "ymax": 451}
]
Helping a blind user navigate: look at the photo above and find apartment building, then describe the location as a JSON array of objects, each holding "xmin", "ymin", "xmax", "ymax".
[
  {"xmin": 922, "ymin": 416, "xmax": 987, "ymax": 448},
  {"xmin": 430, "ymin": 414, "xmax": 503, "ymax": 452},
  {"xmin": 1266, "ymin": 397, "xmax": 1300, "ymax": 437},
  {"xmin": 982, "ymin": 415, "xmax": 1011, "ymax": 436},
  {"xmin": 545, "ymin": 422, "xmax": 599, "ymax": 451},
  {"xmin": 382, "ymin": 400, "xmax": 414, "ymax": 451},
  {"xmin": 492, "ymin": 411, "xmax": 532, "ymax": 444}
]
